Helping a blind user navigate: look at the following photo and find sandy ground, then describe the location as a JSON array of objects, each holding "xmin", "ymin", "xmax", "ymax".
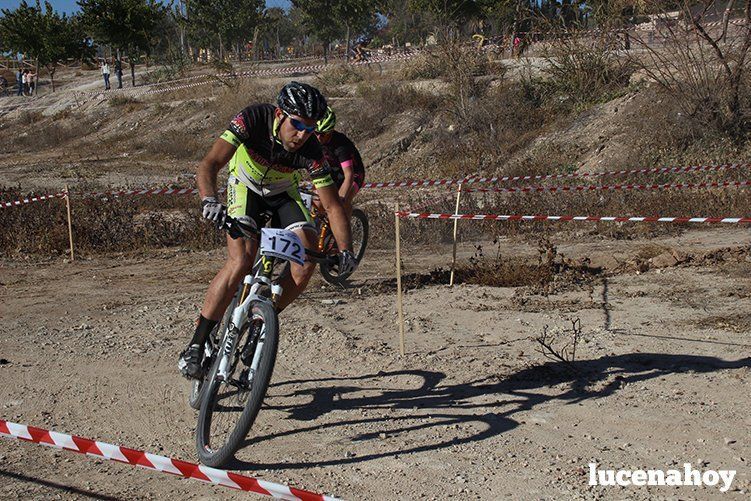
[{"xmin": 1, "ymin": 226, "xmax": 750, "ymax": 500}]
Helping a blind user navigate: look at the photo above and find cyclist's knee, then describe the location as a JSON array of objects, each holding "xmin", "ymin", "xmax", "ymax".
[{"xmin": 226, "ymin": 246, "xmax": 255, "ymax": 276}]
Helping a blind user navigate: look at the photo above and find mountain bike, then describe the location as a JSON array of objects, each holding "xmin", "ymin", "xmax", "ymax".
[
  {"xmin": 190, "ymin": 214, "xmax": 336, "ymax": 467},
  {"xmin": 299, "ymin": 189, "xmax": 369, "ymax": 284}
]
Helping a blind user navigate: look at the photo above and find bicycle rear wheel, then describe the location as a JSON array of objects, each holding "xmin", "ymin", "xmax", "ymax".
[
  {"xmin": 320, "ymin": 208, "xmax": 369, "ymax": 284},
  {"xmin": 195, "ymin": 300, "xmax": 279, "ymax": 467}
]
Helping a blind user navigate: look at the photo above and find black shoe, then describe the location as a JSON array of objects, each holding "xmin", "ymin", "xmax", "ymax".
[{"xmin": 178, "ymin": 344, "xmax": 203, "ymax": 379}]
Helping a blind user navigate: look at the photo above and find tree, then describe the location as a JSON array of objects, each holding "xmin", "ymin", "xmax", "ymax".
[
  {"xmin": 0, "ymin": 1, "xmax": 92, "ymax": 92},
  {"xmin": 291, "ymin": 0, "xmax": 341, "ymax": 62},
  {"xmin": 186, "ymin": 0, "xmax": 264, "ymax": 63},
  {"xmin": 292, "ymin": 0, "xmax": 378, "ymax": 62},
  {"xmin": 78, "ymin": 0, "xmax": 169, "ymax": 86},
  {"xmin": 259, "ymin": 7, "xmax": 298, "ymax": 59},
  {"xmin": 409, "ymin": 0, "xmax": 481, "ymax": 30}
]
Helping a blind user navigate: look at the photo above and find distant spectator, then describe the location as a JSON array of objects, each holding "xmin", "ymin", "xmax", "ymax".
[
  {"xmin": 101, "ymin": 59, "xmax": 110, "ymax": 90},
  {"xmin": 114, "ymin": 58, "xmax": 123, "ymax": 89},
  {"xmin": 16, "ymin": 68, "xmax": 23, "ymax": 96},
  {"xmin": 0, "ymin": 76, "xmax": 8, "ymax": 97},
  {"xmin": 513, "ymin": 36, "xmax": 521, "ymax": 57},
  {"xmin": 27, "ymin": 70, "xmax": 36, "ymax": 96}
]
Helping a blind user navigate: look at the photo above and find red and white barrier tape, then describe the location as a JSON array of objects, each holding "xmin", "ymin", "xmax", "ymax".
[
  {"xmin": 396, "ymin": 211, "xmax": 751, "ymax": 224},
  {"xmin": 0, "ymin": 191, "xmax": 66, "ymax": 209},
  {"xmin": 78, "ymin": 52, "xmax": 418, "ymax": 100},
  {"xmin": 0, "ymin": 419, "xmax": 340, "ymax": 501},
  {"xmin": 365, "ymin": 163, "xmax": 747, "ymax": 189},
  {"xmin": 87, "ymin": 187, "xmax": 201, "ymax": 198},
  {"xmin": 462, "ymin": 179, "xmax": 751, "ymax": 194}
]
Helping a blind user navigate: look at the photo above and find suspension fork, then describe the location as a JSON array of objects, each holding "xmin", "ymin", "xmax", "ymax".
[{"xmin": 317, "ymin": 220, "xmax": 329, "ymax": 252}]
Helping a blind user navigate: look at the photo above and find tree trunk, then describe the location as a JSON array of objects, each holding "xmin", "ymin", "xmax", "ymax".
[
  {"xmin": 276, "ymin": 27, "xmax": 281, "ymax": 59},
  {"xmin": 47, "ymin": 65, "xmax": 56, "ymax": 92},
  {"xmin": 219, "ymin": 34, "xmax": 224, "ymax": 61},
  {"xmin": 252, "ymin": 26, "xmax": 260, "ymax": 61},
  {"xmin": 345, "ymin": 22, "xmax": 351, "ymax": 63},
  {"xmin": 34, "ymin": 59, "xmax": 40, "ymax": 96},
  {"xmin": 323, "ymin": 42, "xmax": 328, "ymax": 64},
  {"xmin": 130, "ymin": 59, "xmax": 136, "ymax": 86}
]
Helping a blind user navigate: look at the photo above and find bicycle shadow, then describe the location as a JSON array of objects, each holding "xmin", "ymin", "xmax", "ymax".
[{"xmin": 228, "ymin": 352, "xmax": 750, "ymax": 471}]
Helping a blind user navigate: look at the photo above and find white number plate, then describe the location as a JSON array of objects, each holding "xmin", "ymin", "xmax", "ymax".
[
  {"xmin": 300, "ymin": 192, "xmax": 314, "ymax": 211},
  {"xmin": 260, "ymin": 228, "xmax": 305, "ymax": 266}
]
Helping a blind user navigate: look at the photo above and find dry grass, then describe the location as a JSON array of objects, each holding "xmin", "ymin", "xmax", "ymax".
[{"xmin": 0, "ymin": 186, "xmax": 223, "ymax": 258}]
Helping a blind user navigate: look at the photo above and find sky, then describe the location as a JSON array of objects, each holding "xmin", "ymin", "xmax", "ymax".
[{"xmin": 0, "ymin": 1, "xmax": 292, "ymax": 14}]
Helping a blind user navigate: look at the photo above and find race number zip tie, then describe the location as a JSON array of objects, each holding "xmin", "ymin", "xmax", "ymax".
[
  {"xmin": 0, "ymin": 419, "xmax": 340, "ymax": 501},
  {"xmin": 0, "ymin": 191, "xmax": 66, "ymax": 209},
  {"xmin": 395, "ymin": 211, "xmax": 751, "ymax": 224},
  {"xmin": 461, "ymin": 179, "xmax": 751, "ymax": 194}
]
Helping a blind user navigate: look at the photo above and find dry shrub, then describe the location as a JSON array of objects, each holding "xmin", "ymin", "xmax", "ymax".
[
  {"xmin": 456, "ymin": 239, "xmax": 600, "ymax": 289},
  {"xmin": 315, "ymin": 64, "xmax": 367, "ymax": 95},
  {"xmin": 0, "ymin": 186, "xmax": 224, "ymax": 258},
  {"xmin": 398, "ymin": 51, "xmax": 444, "ymax": 80},
  {"xmin": 341, "ymin": 83, "xmax": 441, "ymax": 141},
  {"xmin": 109, "ymin": 95, "xmax": 142, "ymax": 108},
  {"xmin": 537, "ymin": 30, "xmax": 634, "ymax": 107},
  {"xmin": 632, "ymin": 5, "xmax": 751, "ymax": 140},
  {"xmin": 399, "ymin": 42, "xmax": 504, "ymax": 82},
  {"xmin": 211, "ymin": 79, "xmax": 276, "ymax": 125},
  {"xmin": 5, "ymin": 113, "xmax": 97, "ymax": 152}
]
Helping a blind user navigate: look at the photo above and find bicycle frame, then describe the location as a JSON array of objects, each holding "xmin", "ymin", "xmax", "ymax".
[{"xmin": 215, "ymin": 254, "xmax": 280, "ymax": 384}]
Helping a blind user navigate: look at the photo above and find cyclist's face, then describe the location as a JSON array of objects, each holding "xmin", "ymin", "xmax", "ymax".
[
  {"xmin": 275, "ymin": 108, "xmax": 316, "ymax": 152},
  {"xmin": 315, "ymin": 131, "xmax": 332, "ymax": 144}
]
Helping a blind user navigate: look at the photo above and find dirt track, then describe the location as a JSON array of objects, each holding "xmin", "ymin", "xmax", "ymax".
[{"xmin": 1, "ymin": 227, "xmax": 750, "ymax": 500}]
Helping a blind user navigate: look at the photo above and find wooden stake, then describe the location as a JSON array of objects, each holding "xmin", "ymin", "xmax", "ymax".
[
  {"xmin": 64, "ymin": 184, "xmax": 75, "ymax": 262},
  {"xmin": 449, "ymin": 182, "xmax": 464, "ymax": 286},
  {"xmin": 395, "ymin": 203, "xmax": 405, "ymax": 356}
]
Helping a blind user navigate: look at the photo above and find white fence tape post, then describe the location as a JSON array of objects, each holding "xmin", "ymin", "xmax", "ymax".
[
  {"xmin": 449, "ymin": 181, "xmax": 464, "ymax": 287},
  {"xmin": 395, "ymin": 203, "xmax": 405, "ymax": 356},
  {"xmin": 64, "ymin": 184, "xmax": 75, "ymax": 262}
]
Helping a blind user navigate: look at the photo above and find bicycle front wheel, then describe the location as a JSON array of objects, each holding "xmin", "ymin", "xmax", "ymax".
[
  {"xmin": 188, "ymin": 290, "xmax": 238, "ymax": 410},
  {"xmin": 195, "ymin": 300, "xmax": 279, "ymax": 467}
]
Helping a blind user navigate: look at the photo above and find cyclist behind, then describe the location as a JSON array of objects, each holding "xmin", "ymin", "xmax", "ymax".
[
  {"xmin": 351, "ymin": 36, "xmax": 371, "ymax": 63},
  {"xmin": 178, "ymin": 82, "xmax": 357, "ymax": 379},
  {"xmin": 314, "ymin": 107, "xmax": 365, "ymax": 219}
]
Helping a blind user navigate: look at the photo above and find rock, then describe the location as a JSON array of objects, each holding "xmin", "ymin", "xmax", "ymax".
[
  {"xmin": 650, "ymin": 251, "xmax": 678, "ymax": 268},
  {"xmin": 725, "ymin": 438, "xmax": 736, "ymax": 445}
]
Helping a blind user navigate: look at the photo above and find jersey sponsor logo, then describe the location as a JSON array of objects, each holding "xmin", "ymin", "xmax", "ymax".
[{"xmin": 230, "ymin": 114, "xmax": 248, "ymax": 137}]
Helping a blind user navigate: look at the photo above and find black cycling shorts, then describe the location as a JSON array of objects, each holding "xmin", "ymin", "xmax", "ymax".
[{"xmin": 227, "ymin": 177, "xmax": 315, "ymax": 234}]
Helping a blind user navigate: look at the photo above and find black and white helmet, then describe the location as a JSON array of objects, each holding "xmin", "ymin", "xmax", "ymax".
[{"xmin": 276, "ymin": 81, "xmax": 328, "ymax": 120}]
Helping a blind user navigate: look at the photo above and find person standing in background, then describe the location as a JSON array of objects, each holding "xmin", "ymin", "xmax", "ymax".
[
  {"xmin": 16, "ymin": 68, "xmax": 23, "ymax": 96},
  {"xmin": 114, "ymin": 58, "xmax": 123, "ymax": 89},
  {"xmin": 101, "ymin": 59, "xmax": 110, "ymax": 90},
  {"xmin": 27, "ymin": 70, "xmax": 35, "ymax": 95}
]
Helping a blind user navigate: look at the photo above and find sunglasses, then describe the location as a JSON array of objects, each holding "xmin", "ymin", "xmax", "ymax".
[{"xmin": 285, "ymin": 113, "xmax": 316, "ymax": 133}]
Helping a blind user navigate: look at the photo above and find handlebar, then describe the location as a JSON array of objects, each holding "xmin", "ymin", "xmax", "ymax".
[{"xmin": 221, "ymin": 215, "xmax": 338, "ymax": 266}]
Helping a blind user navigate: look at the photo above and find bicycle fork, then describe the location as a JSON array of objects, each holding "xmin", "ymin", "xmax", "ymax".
[{"xmin": 216, "ymin": 256, "xmax": 280, "ymax": 385}]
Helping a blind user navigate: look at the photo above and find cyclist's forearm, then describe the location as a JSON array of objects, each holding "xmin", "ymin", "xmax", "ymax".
[
  {"xmin": 197, "ymin": 139, "xmax": 236, "ymax": 198},
  {"xmin": 197, "ymin": 159, "xmax": 221, "ymax": 198},
  {"xmin": 338, "ymin": 170, "xmax": 354, "ymax": 199}
]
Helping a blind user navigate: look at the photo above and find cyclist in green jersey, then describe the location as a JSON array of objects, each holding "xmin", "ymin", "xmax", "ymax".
[{"xmin": 179, "ymin": 82, "xmax": 355, "ymax": 379}]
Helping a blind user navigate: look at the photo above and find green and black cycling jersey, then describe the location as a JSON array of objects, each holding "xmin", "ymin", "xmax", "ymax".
[{"xmin": 220, "ymin": 103, "xmax": 335, "ymax": 196}]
